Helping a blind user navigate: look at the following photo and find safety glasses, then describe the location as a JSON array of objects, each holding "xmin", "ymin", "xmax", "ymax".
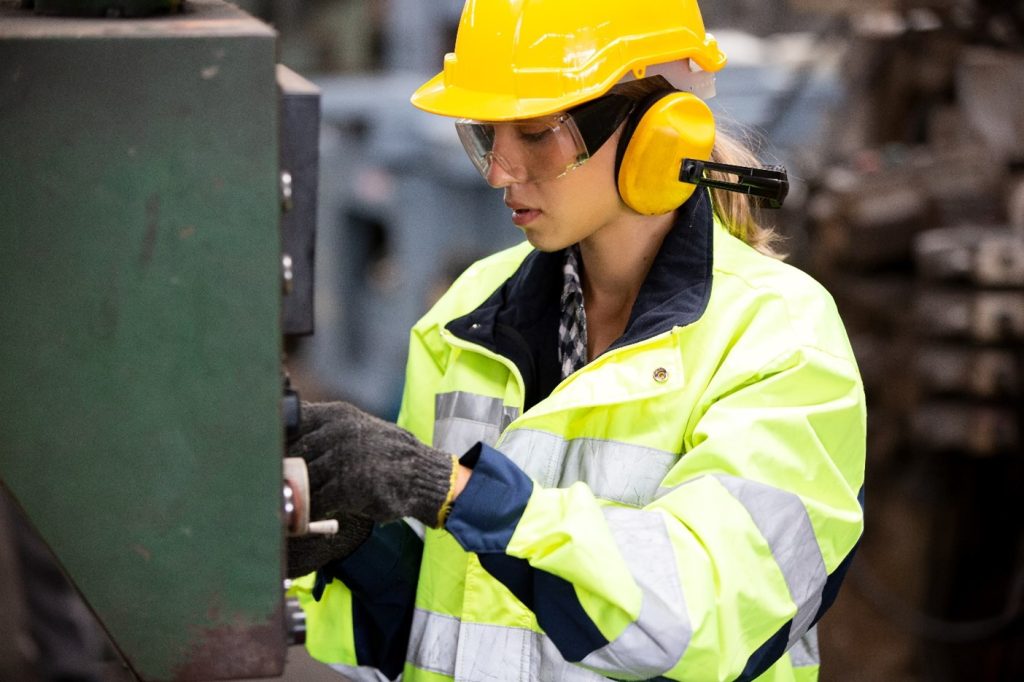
[{"xmin": 455, "ymin": 94, "xmax": 635, "ymax": 186}]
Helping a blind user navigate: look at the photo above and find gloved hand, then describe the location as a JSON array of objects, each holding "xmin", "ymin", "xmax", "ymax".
[
  {"xmin": 289, "ymin": 401, "xmax": 457, "ymax": 528},
  {"xmin": 286, "ymin": 515, "xmax": 374, "ymax": 578}
]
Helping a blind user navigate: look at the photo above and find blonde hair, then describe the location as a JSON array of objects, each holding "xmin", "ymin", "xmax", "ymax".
[
  {"xmin": 609, "ymin": 77, "xmax": 784, "ymax": 258},
  {"xmin": 707, "ymin": 127, "xmax": 783, "ymax": 257}
]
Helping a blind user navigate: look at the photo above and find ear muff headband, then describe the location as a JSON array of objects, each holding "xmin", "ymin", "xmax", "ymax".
[
  {"xmin": 569, "ymin": 94, "xmax": 635, "ymax": 159},
  {"xmin": 615, "ymin": 89, "xmax": 716, "ymax": 216},
  {"xmin": 614, "ymin": 88, "xmax": 675, "ymax": 181}
]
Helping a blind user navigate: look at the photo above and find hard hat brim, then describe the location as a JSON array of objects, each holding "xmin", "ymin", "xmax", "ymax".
[
  {"xmin": 411, "ymin": 51, "xmax": 727, "ymax": 122},
  {"xmin": 410, "ymin": 71, "xmax": 593, "ymax": 121}
]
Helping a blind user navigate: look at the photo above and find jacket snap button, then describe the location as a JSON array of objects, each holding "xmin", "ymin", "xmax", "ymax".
[{"xmin": 653, "ymin": 367, "xmax": 669, "ymax": 383}]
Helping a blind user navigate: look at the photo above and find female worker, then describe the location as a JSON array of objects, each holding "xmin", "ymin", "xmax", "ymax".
[{"xmin": 288, "ymin": 1, "xmax": 866, "ymax": 681}]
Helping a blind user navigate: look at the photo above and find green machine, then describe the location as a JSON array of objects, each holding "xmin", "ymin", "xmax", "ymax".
[{"xmin": 0, "ymin": 1, "xmax": 319, "ymax": 679}]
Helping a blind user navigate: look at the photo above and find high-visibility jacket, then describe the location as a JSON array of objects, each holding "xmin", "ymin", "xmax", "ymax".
[{"xmin": 294, "ymin": 192, "xmax": 865, "ymax": 682}]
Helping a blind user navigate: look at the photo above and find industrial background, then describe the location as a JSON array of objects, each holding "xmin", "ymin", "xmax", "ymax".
[{"xmin": 1, "ymin": 0, "xmax": 1022, "ymax": 680}]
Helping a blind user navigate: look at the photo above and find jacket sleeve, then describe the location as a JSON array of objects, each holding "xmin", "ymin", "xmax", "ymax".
[{"xmin": 444, "ymin": 343, "xmax": 866, "ymax": 681}]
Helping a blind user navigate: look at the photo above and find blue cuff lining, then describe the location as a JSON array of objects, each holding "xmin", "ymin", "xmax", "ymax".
[
  {"xmin": 317, "ymin": 522, "xmax": 423, "ymax": 679},
  {"xmin": 333, "ymin": 521, "xmax": 422, "ymax": 595},
  {"xmin": 478, "ymin": 554, "xmax": 610, "ymax": 662},
  {"xmin": 446, "ymin": 443, "xmax": 533, "ymax": 553}
]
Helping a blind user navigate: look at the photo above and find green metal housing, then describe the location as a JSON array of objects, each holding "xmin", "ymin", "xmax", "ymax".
[{"xmin": 0, "ymin": 2, "xmax": 286, "ymax": 679}]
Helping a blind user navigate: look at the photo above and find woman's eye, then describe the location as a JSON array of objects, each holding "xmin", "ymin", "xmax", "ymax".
[{"xmin": 517, "ymin": 128, "xmax": 551, "ymax": 143}]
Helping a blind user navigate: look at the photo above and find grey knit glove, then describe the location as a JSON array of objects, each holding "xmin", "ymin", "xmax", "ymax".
[
  {"xmin": 289, "ymin": 401, "xmax": 455, "ymax": 527},
  {"xmin": 285, "ymin": 515, "xmax": 374, "ymax": 578}
]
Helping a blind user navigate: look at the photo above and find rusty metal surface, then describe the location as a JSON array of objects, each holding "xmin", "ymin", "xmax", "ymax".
[{"xmin": 172, "ymin": 602, "xmax": 285, "ymax": 680}]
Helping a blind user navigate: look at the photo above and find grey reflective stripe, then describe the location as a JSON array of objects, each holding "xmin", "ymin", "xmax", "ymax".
[
  {"xmin": 327, "ymin": 664, "xmax": 390, "ymax": 681},
  {"xmin": 533, "ymin": 630, "xmax": 607, "ymax": 682},
  {"xmin": 454, "ymin": 621, "xmax": 605, "ymax": 681},
  {"xmin": 433, "ymin": 399, "xmax": 679, "ymax": 506},
  {"xmin": 497, "ymin": 428, "xmax": 679, "ymax": 507},
  {"xmin": 788, "ymin": 626, "xmax": 820, "ymax": 668},
  {"xmin": 712, "ymin": 475, "xmax": 827, "ymax": 648},
  {"xmin": 435, "ymin": 390, "xmax": 519, "ymax": 425},
  {"xmin": 433, "ymin": 391, "xmax": 518, "ymax": 454},
  {"xmin": 407, "ymin": 608, "xmax": 459, "ymax": 676},
  {"xmin": 580, "ymin": 507, "xmax": 691, "ymax": 677}
]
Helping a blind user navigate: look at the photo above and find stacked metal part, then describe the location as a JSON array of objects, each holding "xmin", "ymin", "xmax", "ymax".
[
  {"xmin": 800, "ymin": 1, "xmax": 1024, "ymax": 679},
  {"xmin": 912, "ymin": 226, "xmax": 1024, "ymax": 455}
]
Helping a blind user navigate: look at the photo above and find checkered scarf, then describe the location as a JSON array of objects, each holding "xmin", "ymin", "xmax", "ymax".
[{"xmin": 558, "ymin": 244, "xmax": 588, "ymax": 379}]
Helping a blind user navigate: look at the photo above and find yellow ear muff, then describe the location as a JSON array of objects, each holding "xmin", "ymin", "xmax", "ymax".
[{"xmin": 617, "ymin": 91, "xmax": 716, "ymax": 216}]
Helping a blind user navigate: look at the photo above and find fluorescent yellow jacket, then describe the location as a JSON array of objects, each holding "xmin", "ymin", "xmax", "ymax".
[{"xmin": 295, "ymin": 192, "xmax": 865, "ymax": 682}]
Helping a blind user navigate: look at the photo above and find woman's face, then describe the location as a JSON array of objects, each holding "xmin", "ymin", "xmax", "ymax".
[{"xmin": 486, "ymin": 123, "xmax": 630, "ymax": 252}]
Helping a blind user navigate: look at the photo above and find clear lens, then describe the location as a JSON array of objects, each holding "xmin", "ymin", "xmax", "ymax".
[{"xmin": 455, "ymin": 114, "xmax": 590, "ymax": 186}]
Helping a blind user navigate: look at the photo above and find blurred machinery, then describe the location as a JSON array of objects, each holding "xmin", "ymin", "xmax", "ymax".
[
  {"xmin": 0, "ymin": 1, "xmax": 321, "ymax": 679},
  {"xmin": 295, "ymin": 70, "xmax": 519, "ymax": 416},
  {"xmin": 797, "ymin": 1, "xmax": 1024, "ymax": 679},
  {"xmin": 237, "ymin": 0, "xmax": 522, "ymax": 416}
]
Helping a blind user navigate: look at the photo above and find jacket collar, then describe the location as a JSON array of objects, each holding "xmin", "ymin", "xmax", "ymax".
[
  {"xmin": 608, "ymin": 188, "xmax": 714, "ymax": 353},
  {"xmin": 447, "ymin": 190, "xmax": 714, "ymax": 407}
]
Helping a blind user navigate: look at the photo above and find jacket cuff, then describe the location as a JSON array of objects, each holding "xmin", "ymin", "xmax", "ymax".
[{"xmin": 445, "ymin": 443, "xmax": 533, "ymax": 553}]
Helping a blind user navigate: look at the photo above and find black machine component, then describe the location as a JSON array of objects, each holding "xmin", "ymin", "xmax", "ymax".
[
  {"xmin": 278, "ymin": 65, "xmax": 321, "ymax": 337},
  {"xmin": 25, "ymin": 0, "xmax": 183, "ymax": 17}
]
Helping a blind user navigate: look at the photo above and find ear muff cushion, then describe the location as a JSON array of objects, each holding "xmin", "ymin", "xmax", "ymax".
[{"xmin": 615, "ymin": 90, "xmax": 716, "ymax": 216}]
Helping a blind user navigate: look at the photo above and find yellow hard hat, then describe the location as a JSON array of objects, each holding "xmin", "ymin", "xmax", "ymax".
[{"xmin": 411, "ymin": 0, "xmax": 727, "ymax": 121}]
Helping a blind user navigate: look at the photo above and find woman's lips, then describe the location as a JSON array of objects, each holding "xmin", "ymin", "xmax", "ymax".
[{"xmin": 511, "ymin": 208, "xmax": 541, "ymax": 226}]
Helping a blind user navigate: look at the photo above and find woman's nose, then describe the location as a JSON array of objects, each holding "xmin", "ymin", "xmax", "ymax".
[
  {"xmin": 485, "ymin": 125, "xmax": 527, "ymax": 187},
  {"xmin": 484, "ymin": 152, "xmax": 519, "ymax": 188}
]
